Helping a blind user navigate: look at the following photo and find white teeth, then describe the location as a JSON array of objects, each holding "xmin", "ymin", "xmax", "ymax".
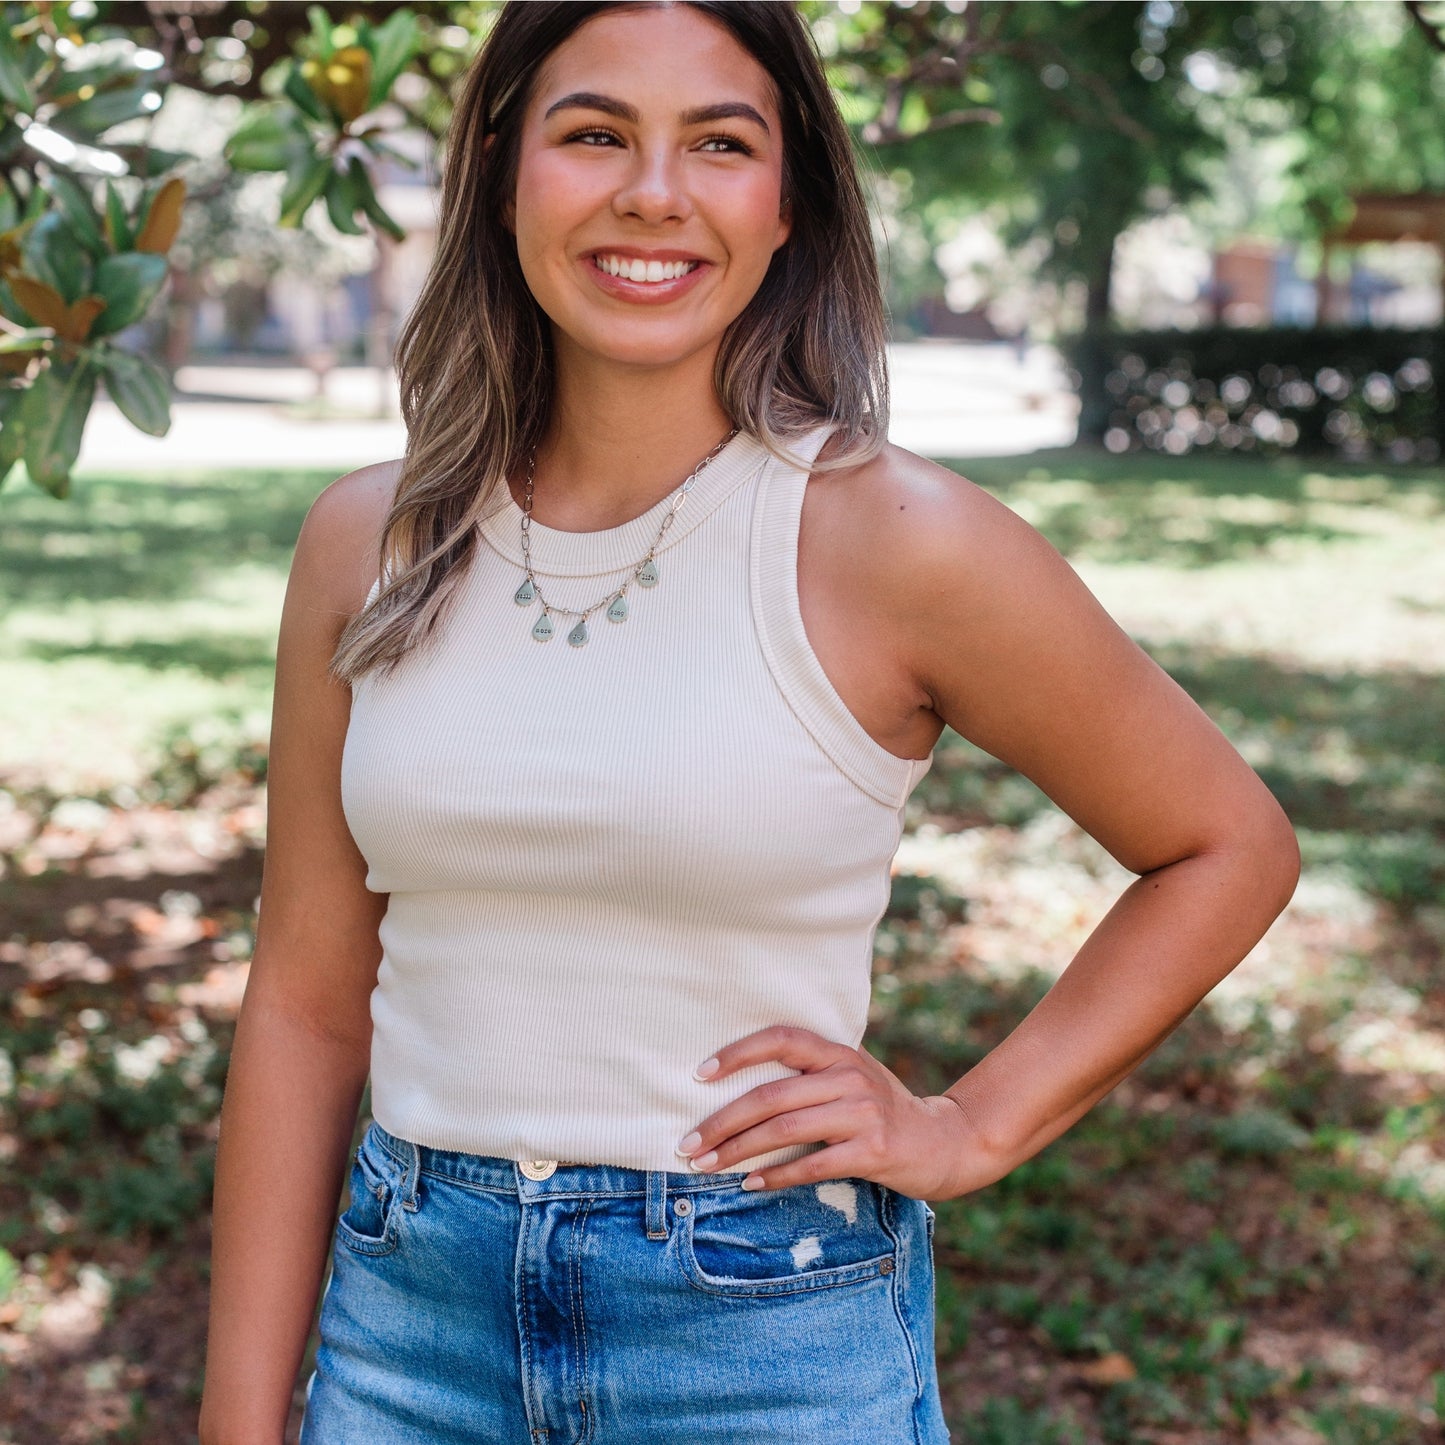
[{"xmin": 594, "ymin": 255, "xmax": 700, "ymax": 282}]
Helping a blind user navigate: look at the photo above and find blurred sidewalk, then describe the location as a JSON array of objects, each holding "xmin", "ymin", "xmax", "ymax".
[{"xmin": 75, "ymin": 341, "xmax": 1078, "ymax": 474}]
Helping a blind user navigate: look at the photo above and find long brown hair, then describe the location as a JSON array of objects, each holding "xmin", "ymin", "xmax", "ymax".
[{"xmin": 331, "ymin": 0, "xmax": 890, "ymax": 683}]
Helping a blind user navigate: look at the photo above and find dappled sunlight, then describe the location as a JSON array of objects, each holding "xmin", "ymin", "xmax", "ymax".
[{"xmin": 5, "ymin": 449, "xmax": 1444, "ymax": 1440}]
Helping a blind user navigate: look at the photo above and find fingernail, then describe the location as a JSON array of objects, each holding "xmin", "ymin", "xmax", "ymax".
[
  {"xmin": 675, "ymin": 1132, "xmax": 701, "ymax": 1157},
  {"xmin": 693, "ymin": 1057, "xmax": 720, "ymax": 1080},
  {"xmin": 690, "ymin": 1150, "xmax": 718, "ymax": 1171},
  {"xmin": 741, "ymin": 1174, "xmax": 765, "ymax": 1191}
]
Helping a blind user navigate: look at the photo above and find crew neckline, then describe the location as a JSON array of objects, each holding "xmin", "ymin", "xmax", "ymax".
[{"xmin": 477, "ymin": 428, "xmax": 769, "ymax": 579}]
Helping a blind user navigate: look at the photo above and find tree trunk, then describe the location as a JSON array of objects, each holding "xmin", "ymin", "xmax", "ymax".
[{"xmin": 1076, "ymin": 234, "xmax": 1119, "ymax": 442}]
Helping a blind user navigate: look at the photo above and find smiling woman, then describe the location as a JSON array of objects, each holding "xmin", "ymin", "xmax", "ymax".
[{"xmin": 198, "ymin": 4, "xmax": 1299, "ymax": 1444}]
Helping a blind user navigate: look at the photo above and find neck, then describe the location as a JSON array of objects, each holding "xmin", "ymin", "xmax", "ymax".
[{"xmin": 523, "ymin": 344, "xmax": 736, "ymax": 531}]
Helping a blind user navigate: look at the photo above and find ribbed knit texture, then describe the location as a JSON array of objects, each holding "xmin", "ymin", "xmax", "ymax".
[{"xmin": 341, "ymin": 421, "xmax": 933, "ymax": 1173}]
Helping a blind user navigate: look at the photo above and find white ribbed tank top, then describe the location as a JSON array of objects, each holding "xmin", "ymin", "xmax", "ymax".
[{"xmin": 341, "ymin": 420, "xmax": 933, "ymax": 1174}]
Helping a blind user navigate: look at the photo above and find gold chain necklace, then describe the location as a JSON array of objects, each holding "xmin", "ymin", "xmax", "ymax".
[{"xmin": 513, "ymin": 427, "xmax": 740, "ymax": 647}]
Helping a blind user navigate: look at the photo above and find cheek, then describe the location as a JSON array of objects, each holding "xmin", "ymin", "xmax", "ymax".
[{"xmin": 513, "ymin": 155, "xmax": 592, "ymax": 254}]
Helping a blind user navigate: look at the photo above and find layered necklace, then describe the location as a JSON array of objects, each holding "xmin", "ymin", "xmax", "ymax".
[{"xmin": 513, "ymin": 426, "xmax": 741, "ymax": 647}]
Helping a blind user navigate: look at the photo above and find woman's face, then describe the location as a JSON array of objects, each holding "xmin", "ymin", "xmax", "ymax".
[{"xmin": 508, "ymin": 3, "xmax": 792, "ymax": 375}]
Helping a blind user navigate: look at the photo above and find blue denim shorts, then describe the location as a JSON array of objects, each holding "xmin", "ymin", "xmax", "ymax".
[{"xmin": 300, "ymin": 1120, "xmax": 950, "ymax": 1443}]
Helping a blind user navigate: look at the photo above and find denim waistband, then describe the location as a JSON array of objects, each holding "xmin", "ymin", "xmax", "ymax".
[{"xmin": 370, "ymin": 1119, "xmax": 749, "ymax": 1199}]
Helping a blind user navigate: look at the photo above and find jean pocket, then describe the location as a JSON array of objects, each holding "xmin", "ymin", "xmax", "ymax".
[
  {"xmin": 677, "ymin": 1177, "xmax": 899, "ymax": 1299},
  {"xmin": 335, "ymin": 1127, "xmax": 403, "ymax": 1257}
]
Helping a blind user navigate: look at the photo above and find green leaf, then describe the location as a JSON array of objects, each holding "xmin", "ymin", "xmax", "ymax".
[
  {"xmin": 88, "ymin": 252, "xmax": 168, "ymax": 337},
  {"xmin": 368, "ymin": 10, "xmax": 422, "ymax": 109},
  {"xmin": 103, "ymin": 179, "xmax": 133, "ymax": 251},
  {"xmin": 23, "ymin": 211, "xmax": 94, "ymax": 304},
  {"xmin": 105, "ymin": 143, "xmax": 191, "ymax": 179},
  {"xmin": 18, "ymin": 358, "xmax": 96, "ymax": 497},
  {"xmin": 0, "ymin": 385, "xmax": 24, "ymax": 476},
  {"xmin": 49, "ymin": 54, "xmax": 140, "ymax": 100},
  {"xmin": 307, "ymin": 5, "xmax": 336, "ymax": 61},
  {"xmin": 0, "ymin": 180, "xmax": 19, "ymax": 232},
  {"xmin": 224, "ymin": 104, "xmax": 312, "ymax": 173},
  {"xmin": 41, "ymin": 172, "xmax": 107, "ymax": 255},
  {"xmin": 0, "ymin": 327, "xmax": 50, "ymax": 353},
  {"xmin": 279, "ymin": 153, "xmax": 334, "ymax": 228},
  {"xmin": 97, "ymin": 346, "xmax": 171, "ymax": 436},
  {"xmin": 48, "ymin": 82, "xmax": 157, "ymax": 139},
  {"xmin": 359, "ymin": 134, "xmax": 420, "ymax": 170},
  {"xmin": 353, "ymin": 163, "xmax": 405, "ymax": 241},
  {"xmin": 323, "ymin": 158, "xmax": 366, "ymax": 236},
  {"xmin": 284, "ymin": 62, "xmax": 330, "ymax": 124},
  {"xmin": 0, "ymin": 27, "xmax": 33, "ymax": 111}
]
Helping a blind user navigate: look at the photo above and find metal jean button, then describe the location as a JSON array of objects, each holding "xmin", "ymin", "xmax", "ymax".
[{"xmin": 520, "ymin": 1159, "xmax": 558, "ymax": 1180}]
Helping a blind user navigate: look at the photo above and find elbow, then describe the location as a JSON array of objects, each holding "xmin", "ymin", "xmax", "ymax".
[{"xmin": 1238, "ymin": 789, "xmax": 1302, "ymax": 919}]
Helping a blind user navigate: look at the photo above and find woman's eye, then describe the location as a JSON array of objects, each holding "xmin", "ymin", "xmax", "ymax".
[
  {"xmin": 562, "ymin": 128, "xmax": 753, "ymax": 156},
  {"xmin": 700, "ymin": 134, "xmax": 754, "ymax": 155}
]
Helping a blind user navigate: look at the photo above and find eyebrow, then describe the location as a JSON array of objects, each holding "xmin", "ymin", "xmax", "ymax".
[{"xmin": 543, "ymin": 91, "xmax": 771, "ymax": 136}]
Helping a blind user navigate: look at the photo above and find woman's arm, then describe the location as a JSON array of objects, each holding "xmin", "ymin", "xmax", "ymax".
[
  {"xmin": 675, "ymin": 451, "xmax": 1300, "ymax": 1200},
  {"xmin": 198, "ymin": 461, "xmax": 399, "ymax": 1445}
]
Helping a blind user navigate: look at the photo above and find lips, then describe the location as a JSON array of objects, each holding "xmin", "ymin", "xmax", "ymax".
[
  {"xmin": 583, "ymin": 251, "xmax": 711, "ymax": 303},
  {"xmin": 590, "ymin": 252, "xmax": 704, "ymax": 284}
]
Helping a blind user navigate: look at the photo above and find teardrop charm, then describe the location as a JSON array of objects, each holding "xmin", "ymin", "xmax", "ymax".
[
  {"xmin": 567, "ymin": 619, "xmax": 589, "ymax": 647},
  {"xmin": 606, "ymin": 594, "xmax": 628, "ymax": 623},
  {"xmin": 637, "ymin": 557, "xmax": 659, "ymax": 588},
  {"xmin": 531, "ymin": 612, "xmax": 555, "ymax": 642},
  {"xmin": 514, "ymin": 577, "xmax": 536, "ymax": 605}
]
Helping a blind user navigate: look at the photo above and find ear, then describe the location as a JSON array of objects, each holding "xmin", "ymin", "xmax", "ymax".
[
  {"xmin": 482, "ymin": 133, "xmax": 516, "ymax": 235},
  {"xmin": 774, "ymin": 192, "xmax": 792, "ymax": 252}
]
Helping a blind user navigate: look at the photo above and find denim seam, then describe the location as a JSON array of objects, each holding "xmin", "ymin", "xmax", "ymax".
[
  {"xmin": 569, "ymin": 1197, "xmax": 595, "ymax": 1443},
  {"xmin": 880, "ymin": 1186, "xmax": 927, "ymax": 1415},
  {"xmin": 334, "ymin": 1146, "xmax": 402, "ymax": 1257}
]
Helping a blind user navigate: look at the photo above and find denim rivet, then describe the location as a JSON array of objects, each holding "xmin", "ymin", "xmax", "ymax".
[
  {"xmin": 674, "ymin": 1197, "xmax": 692, "ymax": 1216},
  {"xmin": 878, "ymin": 1258, "xmax": 895, "ymax": 1275}
]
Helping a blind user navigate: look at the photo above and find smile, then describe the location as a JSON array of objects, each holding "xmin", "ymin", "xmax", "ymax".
[{"xmin": 592, "ymin": 254, "xmax": 703, "ymax": 283}]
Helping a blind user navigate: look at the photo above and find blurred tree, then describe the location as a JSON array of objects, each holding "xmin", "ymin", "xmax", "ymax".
[
  {"xmin": 817, "ymin": 1, "xmax": 1445, "ymax": 338},
  {"xmin": 0, "ymin": 1, "xmax": 473, "ymax": 495},
  {"xmin": 6, "ymin": 0, "xmax": 1443, "ymax": 494}
]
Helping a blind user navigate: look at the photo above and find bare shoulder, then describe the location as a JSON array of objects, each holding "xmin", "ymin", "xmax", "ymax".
[
  {"xmin": 292, "ymin": 457, "xmax": 405, "ymax": 619},
  {"xmin": 808, "ymin": 437, "xmax": 1053, "ymax": 604}
]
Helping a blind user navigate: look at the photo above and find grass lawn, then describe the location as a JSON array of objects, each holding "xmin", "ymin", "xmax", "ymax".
[{"xmin": 1, "ymin": 448, "xmax": 1443, "ymax": 1443}]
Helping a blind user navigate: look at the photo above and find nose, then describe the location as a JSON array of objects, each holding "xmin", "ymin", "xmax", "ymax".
[{"xmin": 611, "ymin": 143, "xmax": 693, "ymax": 226}]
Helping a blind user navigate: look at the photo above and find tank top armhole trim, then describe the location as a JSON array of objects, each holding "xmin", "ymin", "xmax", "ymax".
[{"xmin": 750, "ymin": 422, "xmax": 934, "ymax": 810}]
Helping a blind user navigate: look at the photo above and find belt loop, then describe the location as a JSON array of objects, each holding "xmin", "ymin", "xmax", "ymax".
[
  {"xmin": 401, "ymin": 1138, "xmax": 422, "ymax": 1212},
  {"xmin": 645, "ymin": 1169, "xmax": 668, "ymax": 1239}
]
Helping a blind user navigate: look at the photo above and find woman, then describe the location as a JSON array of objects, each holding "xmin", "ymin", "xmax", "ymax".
[{"xmin": 199, "ymin": 3, "xmax": 1300, "ymax": 1442}]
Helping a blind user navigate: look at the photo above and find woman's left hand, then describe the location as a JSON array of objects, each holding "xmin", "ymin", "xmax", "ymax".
[{"xmin": 675, "ymin": 1025, "xmax": 990, "ymax": 1201}]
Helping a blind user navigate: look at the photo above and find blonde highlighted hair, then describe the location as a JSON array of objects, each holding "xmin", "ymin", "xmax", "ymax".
[{"xmin": 331, "ymin": 0, "xmax": 890, "ymax": 684}]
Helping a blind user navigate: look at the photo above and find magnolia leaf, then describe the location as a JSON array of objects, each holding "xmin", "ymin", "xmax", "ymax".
[
  {"xmin": 354, "ymin": 163, "xmax": 405, "ymax": 241},
  {"xmin": 225, "ymin": 104, "xmax": 312, "ymax": 173},
  {"xmin": 0, "ymin": 29, "xmax": 33, "ymax": 111},
  {"xmin": 323, "ymin": 158, "xmax": 367, "ymax": 236},
  {"xmin": 41, "ymin": 172, "xmax": 107, "ymax": 256},
  {"xmin": 103, "ymin": 179, "xmax": 132, "ymax": 251},
  {"xmin": 48, "ymin": 82, "xmax": 156, "ymax": 139},
  {"xmin": 19, "ymin": 358, "xmax": 96, "ymax": 497},
  {"xmin": 134, "ymin": 177, "xmax": 186, "ymax": 254},
  {"xmin": 24, "ymin": 211, "xmax": 93, "ymax": 303},
  {"xmin": 7, "ymin": 272, "xmax": 69, "ymax": 329},
  {"xmin": 279, "ymin": 153, "xmax": 333, "ymax": 228},
  {"xmin": 368, "ymin": 9, "xmax": 421, "ymax": 110},
  {"xmin": 89, "ymin": 252, "xmax": 167, "ymax": 337},
  {"xmin": 285, "ymin": 61, "xmax": 330, "ymax": 124},
  {"xmin": 98, "ymin": 346, "xmax": 171, "ymax": 436}
]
